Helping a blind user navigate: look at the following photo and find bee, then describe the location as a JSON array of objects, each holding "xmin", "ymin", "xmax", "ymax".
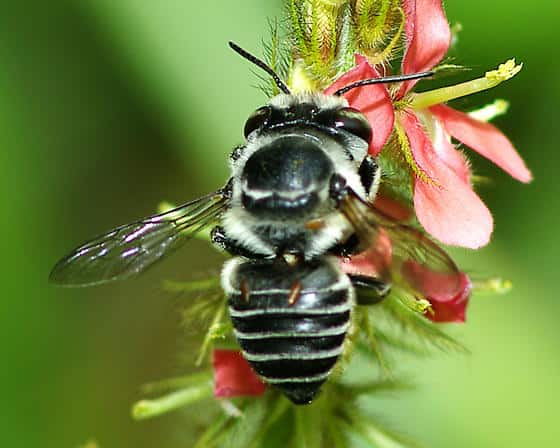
[{"xmin": 50, "ymin": 42, "xmax": 462, "ymax": 405}]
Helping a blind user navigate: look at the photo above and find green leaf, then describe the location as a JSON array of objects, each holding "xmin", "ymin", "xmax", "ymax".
[
  {"xmin": 372, "ymin": 295, "xmax": 468, "ymax": 354},
  {"xmin": 365, "ymin": 331, "xmax": 433, "ymax": 357},
  {"xmin": 351, "ymin": 417, "xmax": 423, "ymax": 448},
  {"xmin": 344, "ymin": 377, "xmax": 414, "ymax": 397},
  {"xmin": 262, "ymin": 19, "xmax": 291, "ymax": 97},
  {"xmin": 327, "ymin": 418, "xmax": 350, "ymax": 448},
  {"xmin": 219, "ymin": 398, "xmax": 269, "ymax": 448},
  {"xmin": 293, "ymin": 404, "xmax": 323, "ymax": 448},
  {"xmin": 357, "ymin": 307, "xmax": 392, "ymax": 374},
  {"xmin": 248, "ymin": 397, "xmax": 291, "ymax": 448},
  {"xmin": 196, "ymin": 302, "xmax": 228, "ymax": 366},
  {"xmin": 193, "ymin": 413, "xmax": 230, "ymax": 448},
  {"xmin": 339, "ymin": 408, "xmax": 423, "ymax": 448},
  {"xmin": 163, "ymin": 277, "xmax": 222, "ymax": 294},
  {"xmin": 163, "ymin": 277, "xmax": 235, "ymax": 358}
]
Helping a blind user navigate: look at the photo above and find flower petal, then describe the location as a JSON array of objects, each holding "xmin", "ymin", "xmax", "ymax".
[
  {"xmin": 213, "ymin": 349, "xmax": 266, "ymax": 398},
  {"xmin": 400, "ymin": 0, "xmax": 451, "ymax": 94},
  {"xmin": 401, "ymin": 261, "xmax": 472, "ymax": 323},
  {"xmin": 429, "ymin": 273, "xmax": 471, "ymax": 323},
  {"xmin": 430, "ymin": 104, "xmax": 532, "ymax": 183},
  {"xmin": 325, "ymin": 55, "xmax": 394, "ymax": 155},
  {"xmin": 401, "ymin": 111, "xmax": 494, "ymax": 248},
  {"xmin": 428, "ymin": 112, "xmax": 471, "ymax": 183}
]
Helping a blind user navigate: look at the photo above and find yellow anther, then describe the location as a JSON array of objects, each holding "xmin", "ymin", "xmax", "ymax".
[{"xmin": 485, "ymin": 59, "xmax": 523, "ymax": 83}]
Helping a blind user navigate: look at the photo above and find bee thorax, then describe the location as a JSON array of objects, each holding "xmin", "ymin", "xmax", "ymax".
[{"xmin": 241, "ymin": 135, "xmax": 333, "ymax": 219}]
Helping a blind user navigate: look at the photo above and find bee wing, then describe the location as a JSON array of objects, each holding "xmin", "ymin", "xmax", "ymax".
[
  {"xmin": 339, "ymin": 190, "xmax": 462, "ymax": 298},
  {"xmin": 49, "ymin": 189, "xmax": 229, "ymax": 287}
]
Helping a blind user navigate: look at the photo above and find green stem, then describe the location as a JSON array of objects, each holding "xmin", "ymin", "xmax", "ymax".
[
  {"xmin": 193, "ymin": 413, "xmax": 230, "ymax": 448},
  {"xmin": 196, "ymin": 303, "xmax": 227, "ymax": 366},
  {"xmin": 131, "ymin": 382, "xmax": 213, "ymax": 420},
  {"xmin": 141, "ymin": 371, "xmax": 212, "ymax": 394}
]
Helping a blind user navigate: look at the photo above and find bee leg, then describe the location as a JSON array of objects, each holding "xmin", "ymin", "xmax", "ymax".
[
  {"xmin": 240, "ymin": 280, "xmax": 250, "ymax": 302},
  {"xmin": 358, "ymin": 156, "xmax": 381, "ymax": 201},
  {"xmin": 328, "ymin": 233, "xmax": 361, "ymax": 258},
  {"xmin": 211, "ymin": 226, "xmax": 266, "ymax": 259},
  {"xmin": 349, "ymin": 275, "xmax": 391, "ymax": 305},
  {"xmin": 287, "ymin": 281, "xmax": 302, "ymax": 307}
]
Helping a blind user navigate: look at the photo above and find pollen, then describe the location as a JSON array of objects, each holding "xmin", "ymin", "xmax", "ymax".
[{"xmin": 485, "ymin": 59, "xmax": 523, "ymax": 82}]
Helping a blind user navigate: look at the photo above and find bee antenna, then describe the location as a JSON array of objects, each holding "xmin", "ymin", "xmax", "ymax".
[
  {"xmin": 333, "ymin": 71, "xmax": 434, "ymax": 96},
  {"xmin": 229, "ymin": 41, "xmax": 291, "ymax": 95}
]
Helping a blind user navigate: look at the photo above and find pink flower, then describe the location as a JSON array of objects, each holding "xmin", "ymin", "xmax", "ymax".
[
  {"xmin": 212, "ymin": 349, "xmax": 266, "ymax": 398},
  {"xmin": 401, "ymin": 261, "xmax": 472, "ymax": 323},
  {"xmin": 339, "ymin": 236, "xmax": 471, "ymax": 323},
  {"xmin": 327, "ymin": 0, "xmax": 532, "ymax": 249}
]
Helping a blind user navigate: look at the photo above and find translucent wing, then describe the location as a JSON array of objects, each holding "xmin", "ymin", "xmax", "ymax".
[
  {"xmin": 339, "ymin": 190, "xmax": 462, "ymax": 298},
  {"xmin": 50, "ymin": 188, "xmax": 229, "ymax": 287}
]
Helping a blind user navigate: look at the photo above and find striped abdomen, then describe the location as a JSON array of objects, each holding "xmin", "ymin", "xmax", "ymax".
[{"xmin": 222, "ymin": 257, "xmax": 352, "ymax": 405}]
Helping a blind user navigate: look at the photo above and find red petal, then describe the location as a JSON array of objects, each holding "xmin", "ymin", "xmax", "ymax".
[
  {"xmin": 401, "ymin": 111, "xmax": 494, "ymax": 248},
  {"xmin": 402, "ymin": 0, "xmax": 416, "ymax": 50},
  {"xmin": 402, "ymin": 262, "xmax": 472, "ymax": 323},
  {"xmin": 325, "ymin": 55, "xmax": 394, "ymax": 156},
  {"xmin": 430, "ymin": 114, "xmax": 471, "ymax": 183},
  {"xmin": 400, "ymin": 0, "xmax": 451, "ymax": 94},
  {"xmin": 431, "ymin": 105, "xmax": 532, "ymax": 183},
  {"xmin": 212, "ymin": 349, "xmax": 266, "ymax": 398}
]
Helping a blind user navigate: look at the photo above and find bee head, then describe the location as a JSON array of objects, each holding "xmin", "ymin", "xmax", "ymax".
[
  {"xmin": 243, "ymin": 96, "xmax": 372, "ymax": 146},
  {"xmin": 229, "ymin": 40, "xmax": 433, "ymax": 145}
]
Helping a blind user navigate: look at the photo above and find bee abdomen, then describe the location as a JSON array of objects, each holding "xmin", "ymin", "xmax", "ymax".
[
  {"xmin": 232, "ymin": 304, "xmax": 350, "ymax": 405},
  {"xmin": 223, "ymin": 257, "xmax": 352, "ymax": 405}
]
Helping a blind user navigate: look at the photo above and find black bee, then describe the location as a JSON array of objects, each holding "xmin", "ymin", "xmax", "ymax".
[{"xmin": 50, "ymin": 42, "xmax": 461, "ymax": 405}]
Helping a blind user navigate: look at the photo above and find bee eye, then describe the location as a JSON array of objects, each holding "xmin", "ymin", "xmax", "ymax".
[
  {"xmin": 244, "ymin": 106, "xmax": 271, "ymax": 138},
  {"xmin": 333, "ymin": 107, "xmax": 372, "ymax": 143}
]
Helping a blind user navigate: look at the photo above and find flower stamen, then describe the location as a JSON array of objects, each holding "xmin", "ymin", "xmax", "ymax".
[
  {"xmin": 409, "ymin": 59, "xmax": 523, "ymax": 110},
  {"xmin": 468, "ymin": 99, "xmax": 510, "ymax": 122}
]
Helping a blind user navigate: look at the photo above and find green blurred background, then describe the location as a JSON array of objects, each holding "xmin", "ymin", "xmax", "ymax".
[{"xmin": 1, "ymin": 1, "xmax": 558, "ymax": 446}]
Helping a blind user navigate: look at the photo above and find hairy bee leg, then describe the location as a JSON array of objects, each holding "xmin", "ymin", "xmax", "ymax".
[
  {"xmin": 211, "ymin": 226, "xmax": 267, "ymax": 259},
  {"xmin": 358, "ymin": 155, "xmax": 381, "ymax": 200},
  {"xmin": 349, "ymin": 275, "xmax": 391, "ymax": 305}
]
